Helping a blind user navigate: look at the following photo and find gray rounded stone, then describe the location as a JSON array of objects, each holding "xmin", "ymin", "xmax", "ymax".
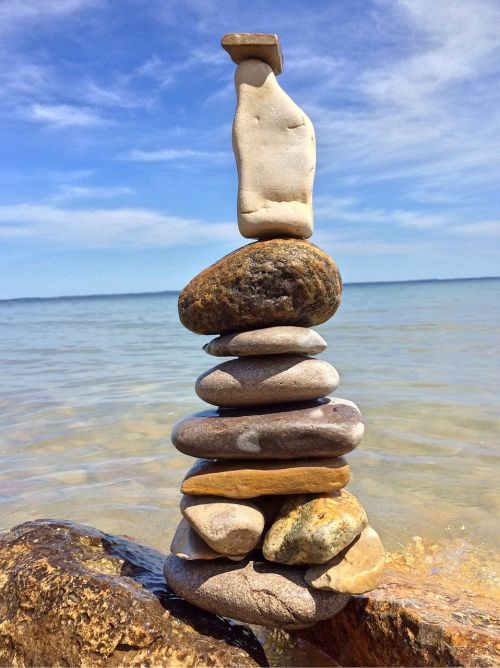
[
  {"xmin": 203, "ymin": 326, "xmax": 327, "ymax": 357},
  {"xmin": 163, "ymin": 556, "xmax": 349, "ymax": 630},
  {"xmin": 195, "ymin": 355, "xmax": 339, "ymax": 408},
  {"xmin": 172, "ymin": 397, "xmax": 364, "ymax": 460}
]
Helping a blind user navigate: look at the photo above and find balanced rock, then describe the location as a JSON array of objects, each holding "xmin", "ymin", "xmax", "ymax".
[
  {"xmin": 203, "ymin": 326, "xmax": 327, "ymax": 357},
  {"xmin": 233, "ymin": 59, "xmax": 315, "ymax": 239},
  {"xmin": 172, "ymin": 397, "xmax": 364, "ymax": 460},
  {"xmin": 305, "ymin": 525, "xmax": 385, "ymax": 593},
  {"xmin": 180, "ymin": 495, "xmax": 264, "ymax": 555},
  {"xmin": 164, "ymin": 556, "xmax": 349, "ymax": 630},
  {"xmin": 196, "ymin": 355, "xmax": 339, "ymax": 408},
  {"xmin": 178, "ymin": 238, "xmax": 342, "ymax": 335},
  {"xmin": 0, "ymin": 519, "xmax": 266, "ymax": 667},
  {"xmin": 170, "ymin": 518, "xmax": 245, "ymax": 561},
  {"xmin": 181, "ymin": 457, "xmax": 350, "ymax": 499},
  {"xmin": 221, "ymin": 33, "xmax": 284, "ymax": 75},
  {"xmin": 263, "ymin": 490, "xmax": 368, "ymax": 565}
]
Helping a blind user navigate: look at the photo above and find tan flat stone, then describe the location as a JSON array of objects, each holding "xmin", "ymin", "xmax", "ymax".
[
  {"xmin": 305, "ymin": 525, "xmax": 385, "ymax": 593},
  {"xmin": 263, "ymin": 490, "xmax": 368, "ymax": 565},
  {"xmin": 221, "ymin": 33, "xmax": 283, "ymax": 75},
  {"xmin": 195, "ymin": 355, "xmax": 339, "ymax": 408},
  {"xmin": 203, "ymin": 326, "xmax": 327, "ymax": 357},
  {"xmin": 233, "ymin": 60, "xmax": 315, "ymax": 239},
  {"xmin": 180, "ymin": 495, "xmax": 264, "ymax": 555},
  {"xmin": 170, "ymin": 518, "xmax": 245, "ymax": 561},
  {"xmin": 181, "ymin": 457, "xmax": 350, "ymax": 499}
]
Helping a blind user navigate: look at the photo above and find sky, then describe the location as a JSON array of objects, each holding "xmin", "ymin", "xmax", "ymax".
[{"xmin": 0, "ymin": 0, "xmax": 499, "ymax": 299}]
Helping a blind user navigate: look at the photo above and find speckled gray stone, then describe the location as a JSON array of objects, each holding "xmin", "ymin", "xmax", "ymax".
[
  {"xmin": 203, "ymin": 326, "xmax": 327, "ymax": 357},
  {"xmin": 163, "ymin": 556, "xmax": 349, "ymax": 630},
  {"xmin": 172, "ymin": 397, "xmax": 364, "ymax": 460}
]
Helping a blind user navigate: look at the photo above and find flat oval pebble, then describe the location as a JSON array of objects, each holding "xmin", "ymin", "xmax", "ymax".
[
  {"xmin": 180, "ymin": 495, "xmax": 265, "ymax": 555},
  {"xmin": 172, "ymin": 397, "xmax": 364, "ymax": 460},
  {"xmin": 178, "ymin": 239, "xmax": 342, "ymax": 334},
  {"xmin": 263, "ymin": 490, "xmax": 368, "ymax": 565},
  {"xmin": 305, "ymin": 525, "xmax": 385, "ymax": 594},
  {"xmin": 181, "ymin": 457, "xmax": 350, "ymax": 499},
  {"xmin": 164, "ymin": 556, "xmax": 349, "ymax": 630},
  {"xmin": 195, "ymin": 355, "xmax": 339, "ymax": 408},
  {"xmin": 170, "ymin": 518, "xmax": 245, "ymax": 561},
  {"xmin": 203, "ymin": 326, "xmax": 327, "ymax": 357}
]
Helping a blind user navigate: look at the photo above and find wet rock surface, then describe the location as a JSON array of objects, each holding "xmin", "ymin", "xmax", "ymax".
[
  {"xmin": 178, "ymin": 239, "xmax": 342, "ymax": 335},
  {"xmin": 172, "ymin": 397, "xmax": 364, "ymax": 460},
  {"xmin": 0, "ymin": 519, "xmax": 267, "ymax": 667}
]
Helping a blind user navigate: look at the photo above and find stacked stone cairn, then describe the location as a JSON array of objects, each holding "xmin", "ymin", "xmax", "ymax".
[{"xmin": 164, "ymin": 33, "xmax": 385, "ymax": 630}]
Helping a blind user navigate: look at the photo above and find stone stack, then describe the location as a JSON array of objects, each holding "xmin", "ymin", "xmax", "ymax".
[{"xmin": 164, "ymin": 33, "xmax": 385, "ymax": 630}]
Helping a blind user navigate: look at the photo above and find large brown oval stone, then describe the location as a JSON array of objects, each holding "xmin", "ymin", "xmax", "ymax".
[{"xmin": 178, "ymin": 239, "xmax": 342, "ymax": 334}]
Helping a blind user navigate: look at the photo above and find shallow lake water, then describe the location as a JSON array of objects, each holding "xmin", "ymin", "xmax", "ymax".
[{"xmin": 1, "ymin": 278, "xmax": 499, "ymax": 663}]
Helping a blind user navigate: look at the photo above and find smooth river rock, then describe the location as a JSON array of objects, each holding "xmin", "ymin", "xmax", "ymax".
[
  {"xmin": 263, "ymin": 490, "xmax": 368, "ymax": 565},
  {"xmin": 203, "ymin": 326, "xmax": 327, "ymax": 357},
  {"xmin": 181, "ymin": 457, "xmax": 351, "ymax": 499},
  {"xmin": 180, "ymin": 495, "xmax": 265, "ymax": 555},
  {"xmin": 0, "ymin": 519, "xmax": 266, "ymax": 667},
  {"xmin": 164, "ymin": 556, "xmax": 349, "ymax": 630},
  {"xmin": 305, "ymin": 526, "xmax": 385, "ymax": 594},
  {"xmin": 196, "ymin": 355, "xmax": 339, "ymax": 408},
  {"xmin": 171, "ymin": 518, "xmax": 245, "ymax": 561},
  {"xmin": 172, "ymin": 397, "xmax": 364, "ymax": 460},
  {"xmin": 233, "ymin": 59, "xmax": 315, "ymax": 239},
  {"xmin": 178, "ymin": 239, "xmax": 342, "ymax": 335}
]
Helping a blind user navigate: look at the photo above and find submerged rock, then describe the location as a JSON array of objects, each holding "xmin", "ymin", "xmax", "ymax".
[
  {"xmin": 178, "ymin": 239, "xmax": 342, "ymax": 335},
  {"xmin": 0, "ymin": 519, "xmax": 267, "ymax": 667},
  {"xmin": 164, "ymin": 555, "xmax": 349, "ymax": 630}
]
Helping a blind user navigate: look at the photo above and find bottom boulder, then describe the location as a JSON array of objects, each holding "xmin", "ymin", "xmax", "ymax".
[{"xmin": 0, "ymin": 519, "xmax": 267, "ymax": 667}]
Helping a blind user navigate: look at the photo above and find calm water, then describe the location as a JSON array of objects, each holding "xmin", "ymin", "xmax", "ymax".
[{"xmin": 1, "ymin": 278, "xmax": 499, "ymax": 557}]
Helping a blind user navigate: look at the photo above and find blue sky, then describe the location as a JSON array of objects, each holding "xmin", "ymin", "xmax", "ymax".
[{"xmin": 1, "ymin": 0, "xmax": 499, "ymax": 298}]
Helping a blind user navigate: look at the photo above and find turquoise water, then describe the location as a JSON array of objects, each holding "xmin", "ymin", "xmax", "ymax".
[{"xmin": 1, "ymin": 278, "xmax": 499, "ymax": 555}]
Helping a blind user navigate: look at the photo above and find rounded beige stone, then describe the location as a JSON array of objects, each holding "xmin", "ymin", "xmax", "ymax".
[
  {"xmin": 195, "ymin": 355, "xmax": 339, "ymax": 408},
  {"xmin": 170, "ymin": 518, "xmax": 245, "ymax": 561},
  {"xmin": 181, "ymin": 457, "xmax": 351, "ymax": 499},
  {"xmin": 305, "ymin": 525, "xmax": 385, "ymax": 594},
  {"xmin": 164, "ymin": 556, "xmax": 349, "ymax": 630},
  {"xmin": 263, "ymin": 490, "xmax": 368, "ymax": 565},
  {"xmin": 203, "ymin": 326, "xmax": 327, "ymax": 357},
  {"xmin": 180, "ymin": 495, "xmax": 265, "ymax": 555}
]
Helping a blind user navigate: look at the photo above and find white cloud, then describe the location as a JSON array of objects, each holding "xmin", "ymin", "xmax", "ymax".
[
  {"xmin": 28, "ymin": 104, "xmax": 108, "ymax": 127},
  {"xmin": 49, "ymin": 186, "xmax": 134, "ymax": 202},
  {"xmin": 0, "ymin": 203, "xmax": 239, "ymax": 248},
  {"xmin": 126, "ymin": 148, "xmax": 231, "ymax": 162},
  {"xmin": 0, "ymin": 0, "xmax": 102, "ymax": 33},
  {"xmin": 452, "ymin": 221, "xmax": 500, "ymax": 237}
]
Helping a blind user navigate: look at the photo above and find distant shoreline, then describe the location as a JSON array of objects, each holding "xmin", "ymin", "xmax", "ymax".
[{"xmin": 1, "ymin": 275, "xmax": 499, "ymax": 304}]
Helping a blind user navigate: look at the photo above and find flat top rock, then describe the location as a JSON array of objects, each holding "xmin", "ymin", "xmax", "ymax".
[
  {"xmin": 172, "ymin": 397, "xmax": 364, "ymax": 460},
  {"xmin": 203, "ymin": 326, "xmax": 327, "ymax": 357},
  {"xmin": 0, "ymin": 519, "xmax": 267, "ymax": 667},
  {"xmin": 178, "ymin": 239, "xmax": 342, "ymax": 335},
  {"xmin": 181, "ymin": 457, "xmax": 351, "ymax": 499},
  {"xmin": 164, "ymin": 556, "xmax": 349, "ymax": 630},
  {"xmin": 222, "ymin": 33, "xmax": 283, "ymax": 75}
]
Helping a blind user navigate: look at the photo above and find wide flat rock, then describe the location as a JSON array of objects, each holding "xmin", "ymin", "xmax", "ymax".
[
  {"xmin": 181, "ymin": 457, "xmax": 351, "ymax": 498},
  {"xmin": 203, "ymin": 326, "xmax": 327, "ymax": 357},
  {"xmin": 195, "ymin": 355, "xmax": 339, "ymax": 408},
  {"xmin": 164, "ymin": 556, "xmax": 349, "ymax": 630},
  {"xmin": 221, "ymin": 33, "xmax": 283, "ymax": 75},
  {"xmin": 0, "ymin": 519, "xmax": 267, "ymax": 667},
  {"xmin": 178, "ymin": 239, "xmax": 342, "ymax": 335},
  {"xmin": 172, "ymin": 397, "xmax": 364, "ymax": 460}
]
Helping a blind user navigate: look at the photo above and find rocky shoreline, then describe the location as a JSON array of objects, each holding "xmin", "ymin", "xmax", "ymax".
[{"xmin": 0, "ymin": 519, "xmax": 498, "ymax": 667}]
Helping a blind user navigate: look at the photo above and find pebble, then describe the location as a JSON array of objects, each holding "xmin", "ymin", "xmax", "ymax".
[
  {"xmin": 195, "ymin": 355, "xmax": 339, "ymax": 408},
  {"xmin": 178, "ymin": 238, "xmax": 342, "ymax": 335},
  {"xmin": 164, "ymin": 556, "xmax": 349, "ymax": 630},
  {"xmin": 181, "ymin": 457, "xmax": 350, "ymax": 499},
  {"xmin": 180, "ymin": 495, "xmax": 265, "ymax": 555},
  {"xmin": 263, "ymin": 490, "xmax": 368, "ymax": 565},
  {"xmin": 170, "ymin": 518, "xmax": 245, "ymax": 561},
  {"xmin": 305, "ymin": 525, "xmax": 385, "ymax": 594},
  {"xmin": 203, "ymin": 326, "xmax": 327, "ymax": 357},
  {"xmin": 172, "ymin": 397, "xmax": 364, "ymax": 460}
]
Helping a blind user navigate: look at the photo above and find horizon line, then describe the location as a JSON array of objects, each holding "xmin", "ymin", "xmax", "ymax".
[{"xmin": 1, "ymin": 275, "xmax": 499, "ymax": 304}]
